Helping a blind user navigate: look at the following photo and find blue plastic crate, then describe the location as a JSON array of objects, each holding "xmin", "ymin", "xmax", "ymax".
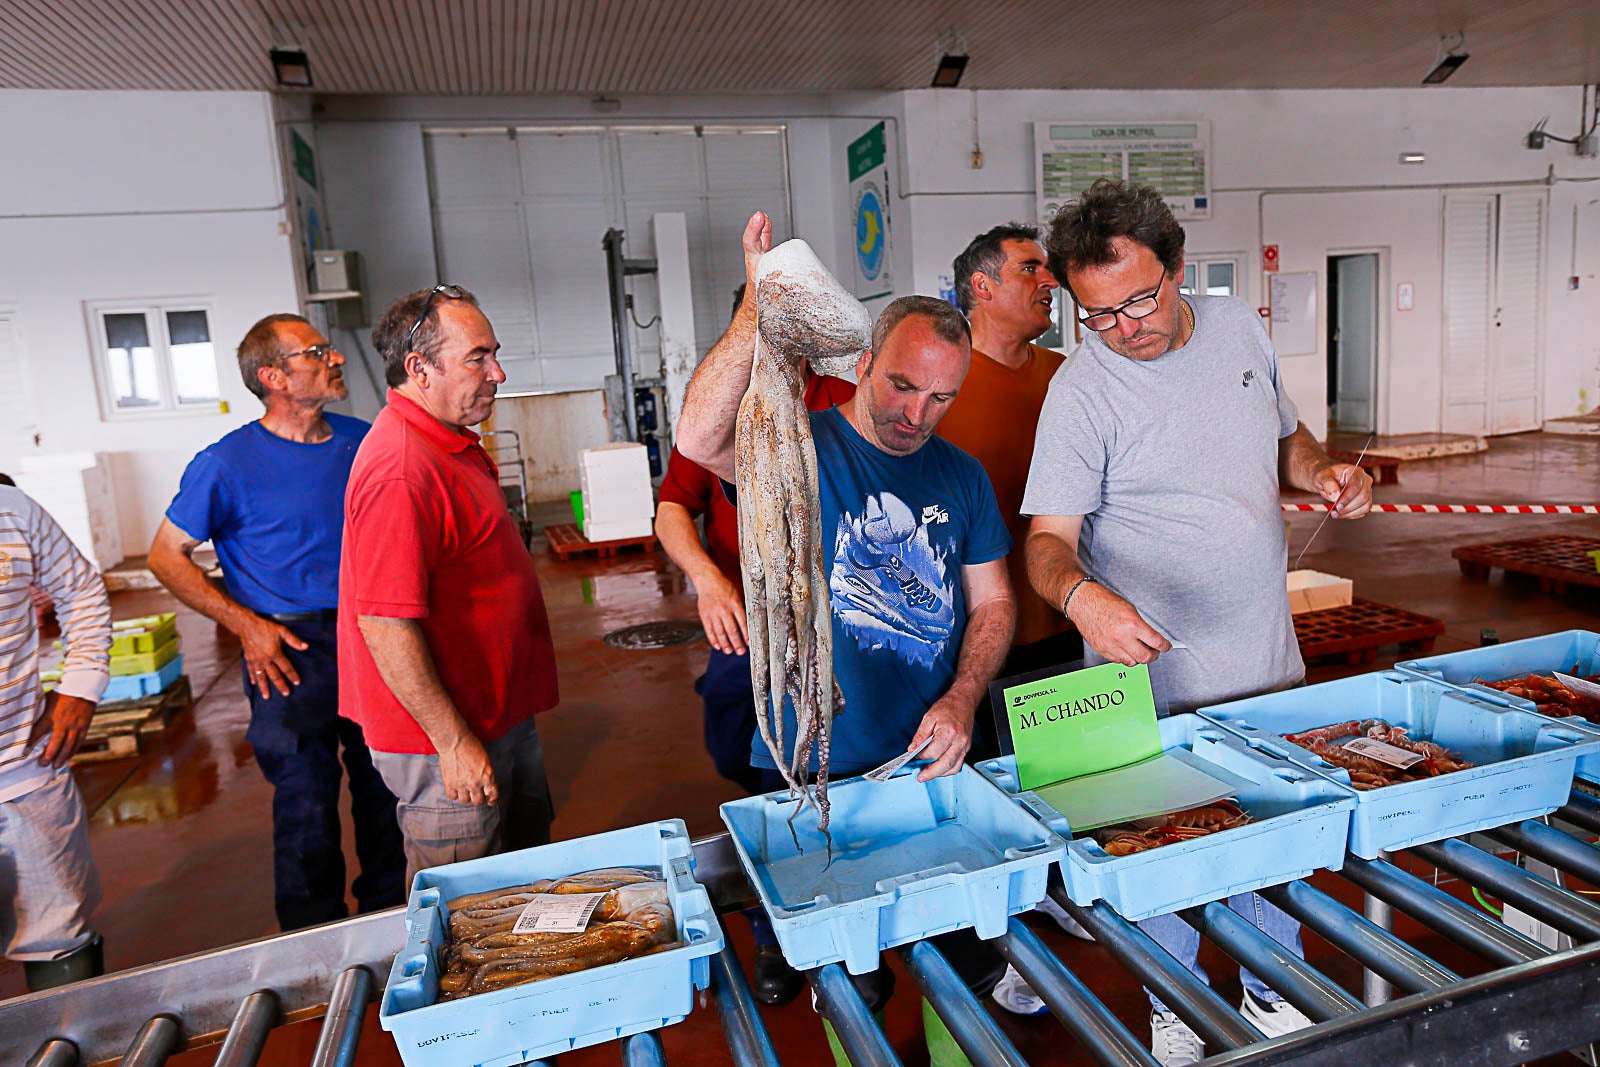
[
  {"xmin": 379, "ymin": 819, "xmax": 723, "ymax": 1067},
  {"xmin": 1199, "ymin": 672, "xmax": 1599, "ymax": 858},
  {"xmin": 719, "ymin": 764, "xmax": 1064, "ymax": 975},
  {"xmin": 1397, "ymin": 630, "xmax": 1600, "ymax": 781},
  {"xmin": 100, "ymin": 655, "xmax": 184, "ymax": 703},
  {"xmin": 975, "ymin": 714, "xmax": 1356, "ymax": 921}
]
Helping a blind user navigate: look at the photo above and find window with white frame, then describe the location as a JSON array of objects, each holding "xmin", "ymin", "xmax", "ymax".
[
  {"xmin": 1180, "ymin": 256, "xmax": 1242, "ymax": 298},
  {"xmin": 89, "ymin": 301, "xmax": 221, "ymax": 417}
]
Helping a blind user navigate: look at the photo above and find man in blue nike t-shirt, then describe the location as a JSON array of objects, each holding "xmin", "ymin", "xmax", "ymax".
[
  {"xmin": 149, "ymin": 314, "xmax": 404, "ymax": 931},
  {"xmin": 677, "ymin": 212, "xmax": 1016, "ymax": 1058}
]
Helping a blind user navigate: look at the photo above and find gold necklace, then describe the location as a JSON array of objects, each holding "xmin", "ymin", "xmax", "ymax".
[{"xmin": 1179, "ymin": 297, "xmax": 1195, "ymax": 345}]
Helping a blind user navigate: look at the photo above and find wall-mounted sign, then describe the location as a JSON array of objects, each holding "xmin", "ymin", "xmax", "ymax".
[
  {"xmin": 1397, "ymin": 282, "xmax": 1415, "ymax": 311},
  {"xmin": 847, "ymin": 122, "xmax": 892, "ymax": 301},
  {"xmin": 1036, "ymin": 121, "xmax": 1212, "ymax": 223},
  {"xmin": 1263, "ymin": 244, "xmax": 1280, "ymax": 272}
]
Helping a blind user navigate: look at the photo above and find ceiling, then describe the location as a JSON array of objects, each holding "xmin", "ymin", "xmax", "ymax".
[{"xmin": 2, "ymin": 0, "xmax": 1597, "ymax": 95}]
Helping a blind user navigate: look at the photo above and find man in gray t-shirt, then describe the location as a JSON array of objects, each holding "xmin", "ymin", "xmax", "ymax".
[{"xmin": 1021, "ymin": 181, "xmax": 1371, "ymax": 1066}]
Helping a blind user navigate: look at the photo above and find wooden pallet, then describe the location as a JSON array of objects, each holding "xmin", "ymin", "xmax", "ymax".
[
  {"xmin": 1294, "ymin": 598, "xmax": 1446, "ymax": 665},
  {"xmin": 1327, "ymin": 448, "xmax": 1401, "ymax": 486},
  {"xmin": 543, "ymin": 522, "xmax": 658, "ymax": 561},
  {"xmin": 71, "ymin": 676, "xmax": 194, "ymax": 765},
  {"xmin": 1453, "ymin": 534, "xmax": 1600, "ymax": 595}
]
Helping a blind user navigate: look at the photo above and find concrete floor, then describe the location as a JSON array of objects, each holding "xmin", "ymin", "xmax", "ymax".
[{"xmin": 3, "ymin": 431, "xmax": 1596, "ymax": 1065}]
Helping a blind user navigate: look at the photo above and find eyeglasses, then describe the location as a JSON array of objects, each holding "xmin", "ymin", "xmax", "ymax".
[
  {"xmin": 280, "ymin": 342, "xmax": 339, "ymax": 365},
  {"xmin": 404, "ymin": 284, "xmax": 468, "ymax": 356},
  {"xmin": 1077, "ymin": 271, "xmax": 1169, "ymax": 331}
]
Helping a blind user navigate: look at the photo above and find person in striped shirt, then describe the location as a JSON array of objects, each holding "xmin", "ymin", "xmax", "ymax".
[{"xmin": 0, "ymin": 482, "xmax": 112, "ymax": 991}]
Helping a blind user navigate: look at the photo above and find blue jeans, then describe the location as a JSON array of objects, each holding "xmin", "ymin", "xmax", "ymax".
[
  {"xmin": 246, "ymin": 616, "xmax": 406, "ymax": 930},
  {"xmin": 696, "ymin": 648, "xmax": 766, "ymax": 794},
  {"xmin": 1139, "ymin": 893, "xmax": 1305, "ymax": 1011}
]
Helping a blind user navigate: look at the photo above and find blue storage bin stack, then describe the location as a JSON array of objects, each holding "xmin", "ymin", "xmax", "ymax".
[
  {"xmin": 1398, "ymin": 629, "xmax": 1600, "ymax": 781},
  {"xmin": 99, "ymin": 654, "xmax": 185, "ymax": 702},
  {"xmin": 975, "ymin": 714, "xmax": 1356, "ymax": 921},
  {"xmin": 380, "ymin": 819, "xmax": 723, "ymax": 1067},
  {"xmin": 1200, "ymin": 671, "xmax": 1599, "ymax": 858},
  {"xmin": 719, "ymin": 764, "xmax": 1064, "ymax": 974}
]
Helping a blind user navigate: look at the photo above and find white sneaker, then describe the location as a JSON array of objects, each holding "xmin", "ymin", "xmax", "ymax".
[
  {"xmin": 1239, "ymin": 990, "xmax": 1313, "ymax": 1038},
  {"xmin": 990, "ymin": 963, "xmax": 1047, "ymax": 1015},
  {"xmin": 1035, "ymin": 894, "xmax": 1094, "ymax": 940},
  {"xmin": 1150, "ymin": 1011, "xmax": 1205, "ymax": 1066}
]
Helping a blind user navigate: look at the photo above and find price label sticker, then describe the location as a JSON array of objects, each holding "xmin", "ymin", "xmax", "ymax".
[
  {"xmin": 1554, "ymin": 672, "xmax": 1600, "ymax": 701},
  {"xmin": 511, "ymin": 892, "xmax": 606, "ymax": 934},
  {"xmin": 1343, "ymin": 736, "xmax": 1425, "ymax": 769}
]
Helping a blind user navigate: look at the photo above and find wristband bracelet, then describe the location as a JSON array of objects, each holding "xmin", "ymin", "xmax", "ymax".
[{"xmin": 1062, "ymin": 575, "xmax": 1097, "ymax": 618}]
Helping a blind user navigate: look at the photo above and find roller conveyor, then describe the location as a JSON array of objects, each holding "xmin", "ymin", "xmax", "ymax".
[{"xmin": 6, "ymin": 787, "xmax": 1600, "ymax": 1067}]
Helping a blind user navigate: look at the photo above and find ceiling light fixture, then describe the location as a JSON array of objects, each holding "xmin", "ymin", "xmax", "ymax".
[
  {"xmin": 592, "ymin": 95, "xmax": 622, "ymax": 113},
  {"xmin": 1422, "ymin": 32, "xmax": 1468, "ymax": 85},
  {"xmin": 932, "ymin": 28, "xmax": 968, "ymax": 88},
  {"xmin": 1399, "ymin": 152, "xmax": 1426, "ymax": 164},
  {"xmin": 270, "ymin": 46, "xmax": 313, "ymax": 88}
]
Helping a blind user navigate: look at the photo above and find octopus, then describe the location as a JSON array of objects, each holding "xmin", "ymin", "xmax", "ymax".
[{"xmin": 736, "ymin": 240, "xmax": 872, "ymax": 845}]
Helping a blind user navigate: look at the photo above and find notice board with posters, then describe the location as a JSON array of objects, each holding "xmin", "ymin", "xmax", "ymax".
[{"xmin": 1035, "ymin": 121, "xmax": 1212, "ymax": 223}]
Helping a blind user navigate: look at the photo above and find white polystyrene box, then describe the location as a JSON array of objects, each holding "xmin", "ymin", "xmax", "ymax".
[
  {"xmin": 580, "ymin": 443, "xmax": 655, "ymax": 525},
  {"xmin": 584, "ymin": 517, "xmax": 655, "ymax": 543},
  {"xmin": 1286, "ymin": 570, "xmax": 1353, "ymax": 614}
]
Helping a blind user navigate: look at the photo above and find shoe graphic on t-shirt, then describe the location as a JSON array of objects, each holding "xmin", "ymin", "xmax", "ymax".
[{"xmin": 831, "ymin": 492, "xmax": 955, "ymax": 664}]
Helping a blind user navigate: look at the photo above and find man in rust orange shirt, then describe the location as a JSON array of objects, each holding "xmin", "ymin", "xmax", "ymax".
[
  {"xmin": 937, "ymin": 224, "xmax": 1083, "ymax": 704},
  {"xmin": 340, "ymin": 285, "xmax": 559, "ymax": 881}
]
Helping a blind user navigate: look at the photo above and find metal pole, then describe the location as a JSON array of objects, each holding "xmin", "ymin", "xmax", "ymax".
[
  {"xmin": 1487, "ymin": 818, "xmax": 1600, "ymax": 888},
  {"xmin": 1338, "ymin": 854, "xmax": 1548, "ymax": 966},
  {"xmin": 213, "ymin": 990, "xmax": 279, "ymax": 1067},
  {"xmin": 808, "ymin": 964, "xmax": 902, "ymax": 1067},
  {"xmin": 122, "ymin": 1016, "xmax": 182, "ymax": 1067},
  {"xmin": 897, "ymin": 940, "xmax": 1029, "ymax": 1067},
  {"xmin": 309, "ymin": 966, "xmax": 370, "ymax": 1067},
  {"xmin": 1179, "ymin": 901, "xmax": 1362, "ymax": 1022},
  {"xmin": 1051, "ymin": 888, "xmax": 1263, "ymax": 1050},
  {"xmin": 603, "ymin": 228, "xmax": 639, "ymax": 442},
  {"xmin": 1558, "ymin": 789, "xmax": 1600, "ymax": 835},
  {"xmin": 1261, "ymin": 881, "xmax": 1458, "ymax": 994},
  {"xmin": 994, "ymin": 919, "xmax": 1159, "ymax": 1067},
  {"xmin": 622, "ymin": 1031, "xmax": 669, "ymax": 1067},
  {"xmin": 26, "ymin": 1039, "xmax": 77, "ymax": 1067},
  {"xmin": 709, "ymin": 940, "xmax": 782, "ymax": 1067},
  {"xmin": 1411, "ymin": 838, "xmax": 1600, "ymax": 942}
]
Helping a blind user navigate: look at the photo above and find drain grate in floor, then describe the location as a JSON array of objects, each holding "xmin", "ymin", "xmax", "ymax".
[{"xmin": 602, "ymin": 621, "xmax": 705, "ymax": 650}]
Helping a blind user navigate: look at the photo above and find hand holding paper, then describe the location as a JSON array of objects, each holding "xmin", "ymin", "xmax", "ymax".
[{"xmin": 908, "ymin": 693, "xmax": 976, "ymax": 782}]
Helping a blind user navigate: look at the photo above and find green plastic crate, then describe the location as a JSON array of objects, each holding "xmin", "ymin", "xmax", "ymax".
[
  {"xmin": 110, "ymin": 633, "xmax": 180, "ymax": 677},
  {"xmin": 110, "ymin": 613, "xmax": 178, "ymax": 657}
]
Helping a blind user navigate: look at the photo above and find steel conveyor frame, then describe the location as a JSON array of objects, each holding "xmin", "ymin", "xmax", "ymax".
[{"xmin": 8, "ymin": 789, "xmax": 1600, "ymax": 1067}]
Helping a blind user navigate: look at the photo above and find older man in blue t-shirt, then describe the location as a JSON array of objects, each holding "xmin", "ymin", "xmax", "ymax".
[
  {"xmin": 149, "ymin": 314, "xmax": 404, "ymax": 931},
  {"xmin": 678, "ymin": 213, "xmax": 1017, "ymax": 1053}
]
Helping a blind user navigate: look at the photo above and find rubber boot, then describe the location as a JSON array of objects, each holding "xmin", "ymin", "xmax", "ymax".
[
  {"xmin": 24, "ymin": 933, "xmax": 104, "ymax": 992},
  {"xmin": 823, "ymin": 1009, "xmax": 885, "ymax": 1067},
  {"xmin": 924, "ymin": 996, "xmax": 974, "ymax": 1067}
]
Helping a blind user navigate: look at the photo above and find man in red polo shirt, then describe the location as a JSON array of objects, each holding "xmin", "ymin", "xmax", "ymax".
[{"xmin": 340, "ymin": 284, "xmax": 559, "ymax": 879}]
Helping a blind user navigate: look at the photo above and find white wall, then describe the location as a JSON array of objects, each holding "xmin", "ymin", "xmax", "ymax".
[
  {"xmin": 894, "ymin": 87, "xmax": 1600, "ymax": 438},
  {"xmin": 0, "ymin": 90, "xmax": 299, "ymax": 556}
]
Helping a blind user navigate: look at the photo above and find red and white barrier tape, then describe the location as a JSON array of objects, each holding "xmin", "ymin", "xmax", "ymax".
[{"xmin": 1283, "ymin": 503, "xmax": 1600, "ymax": 514}]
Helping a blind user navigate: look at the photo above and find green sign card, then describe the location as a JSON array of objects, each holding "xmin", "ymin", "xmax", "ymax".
[{"xmin": 1005, "ymin": 661, "xmax": 1162, "ymax": 790}]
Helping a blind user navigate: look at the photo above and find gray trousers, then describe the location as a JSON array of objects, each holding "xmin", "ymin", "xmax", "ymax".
[
  {"xmin": 371, "ymin": 716, "xmax": 554, "ymax": 885},
  {"xmin": 0, "ymin": 768, "xmax": 101, "ymax": 961}
]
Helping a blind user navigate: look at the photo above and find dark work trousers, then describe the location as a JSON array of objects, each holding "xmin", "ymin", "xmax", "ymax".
[
  {"xmin": 754, "ymin": 769, "xmax": 1006, "ymax": 1001},
  {"xmin": 696, "ymin": 648, "xmax": 766, "ymax": 795},
  {"xmin": 245, "ymin": 615, "xmax": 406, "ymax": 931}
]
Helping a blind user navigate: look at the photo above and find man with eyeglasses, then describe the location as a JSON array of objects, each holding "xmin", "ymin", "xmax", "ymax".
[
  {"xmin": 340, "ymin": 286, "xmax": 558, "ymax": 881},
  {"xmin": 151, "ymin": 314, "xmax": 405, "ymax": 932},
  {"xmin": 1019, "ymin": 180, "xmax": 1372, "ymax": 1065}
]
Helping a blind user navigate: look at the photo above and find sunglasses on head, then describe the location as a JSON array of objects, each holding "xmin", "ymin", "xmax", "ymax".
[{"xmin": 403, "ymin": 284, "xmax": 468, "ymax": 355}]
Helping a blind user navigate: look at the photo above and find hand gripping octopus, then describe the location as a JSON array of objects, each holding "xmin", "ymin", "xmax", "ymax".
[{"xmin": 736, "ymin": 240, "xmax": 871, "ymax": 847}]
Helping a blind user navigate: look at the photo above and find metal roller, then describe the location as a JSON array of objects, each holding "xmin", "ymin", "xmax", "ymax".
[
  {"xmin": 213, "ymin": 990, "xmax": 278, "ymax": 1067},
  {"xmin": 993, "ymin": 919, "xmax": 1159, "ymax": 1067},
  {"xmin": 122, "ymin": 1015, "xmax": 182, "ymax": 1067},
  {"xmin": 1338, "ymin": 854, "xmax": 1548, "ymax": 966},
  {"xmin": 1411, "ymin": 838, "xmax": 1600, "ymax": 942},
  {"xmin": 309, "ymin": 967, "xmax": 370, "ymax": 1067},
  {"xmin": 622, "ymin": 1031, "xmax": 669, "ymax": 1067},
  {"xmin": 1261, "ymin": 881, "xmax": 1458, "ymax": 993},
  {"xmin": 897, "ymin": 939, "xmax": 1029, "ymax": 1067},
  {"xmin": 1557, "ymin": 789, "xmax": 1600, "ymax": 836},
  {"xmin": 709, "ymin": 939, "xmax": 782, "ymax": 1067},
  {"xmin": 1178, "ymin": 901, "xmax": 1363, "ymax": 1021},
  {"xmin": 1486, "ymin": 818, "xmax": 1600, "ymax": 888},
  {"xmin": 1050, "ymin": 889, "xmax": 1263, "ymax": 1050},
  {"xmin": 26, "ymin": 1039, "xmax": 77, "ymax": 1067},
  {"xmin": 808, "ymin": 963, "xmax": 902, "ymax": 1067}
]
